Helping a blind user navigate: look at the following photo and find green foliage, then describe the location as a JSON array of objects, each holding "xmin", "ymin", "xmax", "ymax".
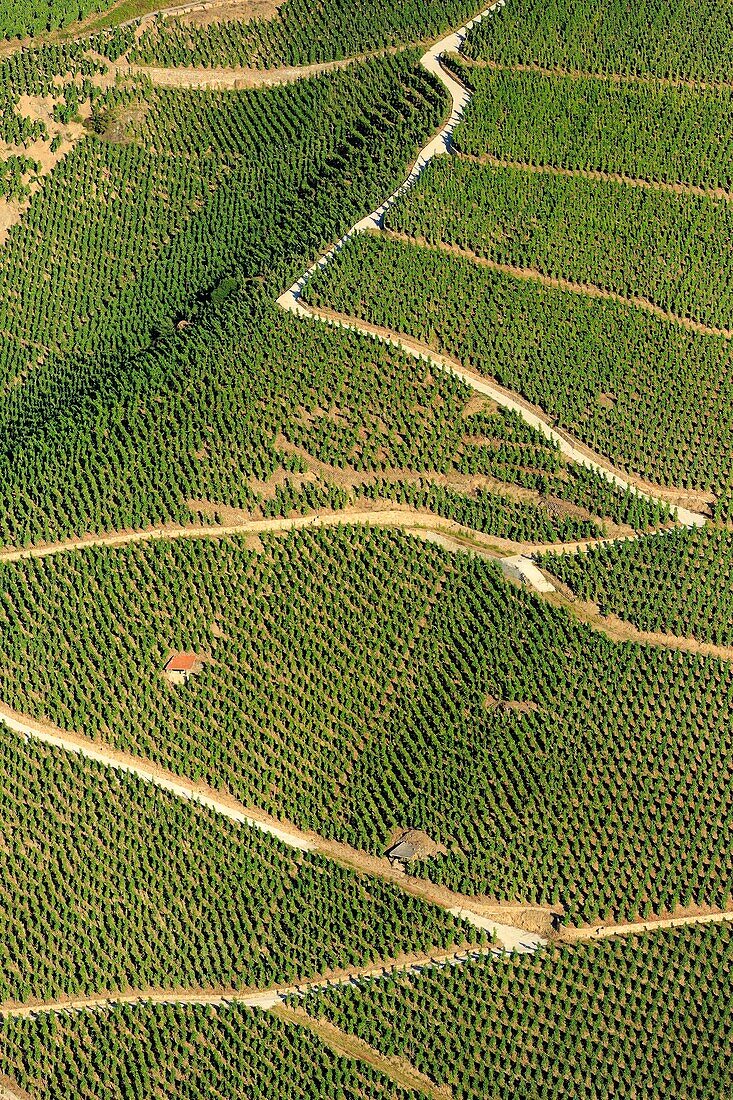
[
  {"xmin": 1, "ymin": 1001, "xmax": 417, "ymax": 1098},
  {"xmin": 303, "ymin": 924, "xmax": 733, "ymax": 1099},
  {"xmin": 389, "ymin": 157, "xmax": 733, "ymax": 330},
  {"xmin": 305, "ymin": 233, "xmax": 733, "ymax": 505},
  {"xmin": 0, "ymin": 154, "xmax": 38, "ymax": 199},
  {"xmin": 465, "ymin": 0, "xmax": 733, "ymax": 82},
  {"xmin": 0, "ymin": 0, "xmax": 109, "ymax": 41},
  {"xmin": 450, "ymin": 62, "xmax": 733, "ymax": 190},
  {"xmin": 540, "ymin": 526, "xmax": 733, "ymax": 645},
  {"xmin": 128, "ymin": 0, "xmax": 486, "ymax": 69},
  {"xmin": 1, "ymin": 527, "xmax": 732, "ymax": 921},
  {"xmin": 0, "ymin": 727, "xmax": 473, "ymax": 1003},
  {"xmin": 0, "ymin": 56, "xmax": 445, "ymax": 402}
]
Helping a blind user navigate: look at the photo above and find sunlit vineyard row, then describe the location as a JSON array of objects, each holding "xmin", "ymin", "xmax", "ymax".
[
  {"xmin": 449, "ymin": 61, "xmax": 733, "ymax": 190},
  {"xmin": 305, "ymin": 233, "xmax": 733, "ymax": 511},
  {"xmin": 0, "ymin": 154, "xmax": 38, "ymax": 200},
  {"xmin": 389, "ymin": 158, "xmax": 733, "ymax": 330},
  {"xmin": 0, "ymin": 727, "xmax": 474, "ymax": 1004},
  {"xmin": 1, "ymin": 1001, "xmax": 416, "ymax": 1099},
  {"xmin": 0, "ymin": 527, "xmax": 732, "ymax": 922},
  {"xmin": 465, "ymin": 0, "xmax": 733, "ymax": 82},
  {"xmin": 302, "ymin": 923, "xmax": 733, "ymax": 1099},
  {"xmin": 540, "ymin": 526, "xmax": 733, "ymax": 646},
  {"xmin": 127, "ymin": 0, "xmax": 487, "ymax": 69},
  {"xmin": 0, "ymin": 275, "xmax": 667, "ymax": 550}
]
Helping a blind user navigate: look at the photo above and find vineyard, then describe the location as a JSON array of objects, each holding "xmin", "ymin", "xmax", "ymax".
[
  {"xmin": 127, "ymin": 0, "xmax": 485, "ymax": 69},
  {"xmin": 0, "ymin": 725, "xmax": 475, "ymax": 1003},
  {"xmin": 464, "ymin": 0, "xmax": 733, "ymax": 82},
  {"xmin": 0, "ymin": 527, "xmax": 732, "ymax": 922},
  {"xmin": 304, "ymin": 232, "xmax": 733, "ymax": 511},
  {"xmin": 0, "ymin": 0, "xmax": 110, "ymax": 41},
  {"xmin": 298, "ymin": 924, "xmax": 733, "ymax": 1099},
  {"xmin": 388, "ymin": 157, "xmax": 733, "ymax": 331},
  {"xmin": 540, "ymin": 526, "xmax": 733, "ymax": 646},
  {"xmin": 449, "ymin": 62, "xmax": 733, "ymax": 191},
  {"xmin": 1, "ymin": 1001, "xmax": 417, "ymax": 1099},
  {"xmin": 2, "ymin": 0, "xmax": 733, "ymax": 1094}
]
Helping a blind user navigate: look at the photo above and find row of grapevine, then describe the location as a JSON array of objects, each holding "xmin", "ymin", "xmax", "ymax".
[
  {"xmin": 450, "ymin": 62, "xmax": 733, "ymax": 190},
  {"xmin": 540, "ymin": 526, "xmax": 733, "ymax": 645},
  {"xmin": 304, "ymin": 233, "xmax": 733, "ymax": 512},
  {"xmin": 1, "ymin": 1000, "xmax": 416, "ymax": 1098},
  {"xmin": 301, "ymin": 923, "xmax": 733, "ymax": 1099},
  {"xmin": 0, "ymin": 725, "xmax": 475, "ymax": 1004},
  {"xmin": 0, "ymin": 0, "xmax": 108, "ymax": 42},
  {"xmin": 465, "ymin": 0, "xmax": 733, "ymax": 83},
  {"xmin": 0, "ymin": 526, "xmax": 732, "ymax": 922}
]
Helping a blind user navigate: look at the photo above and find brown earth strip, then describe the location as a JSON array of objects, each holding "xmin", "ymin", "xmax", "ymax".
[
  {"xmin": 271, "ymin": 1003, "xmax": 452, "ymax": 1099},
  {"xmin": 462, "ymin": 57, "xmax": 733, "ymax": 93},
  {"xmin": 459, "ymin": 152, "xmax": 733, "ymax": 202}
]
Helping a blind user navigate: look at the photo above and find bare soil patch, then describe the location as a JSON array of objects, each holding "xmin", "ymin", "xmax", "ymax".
[{"xmin": 170, "ymin": 0, "xmax": 282, "ymax": 29}]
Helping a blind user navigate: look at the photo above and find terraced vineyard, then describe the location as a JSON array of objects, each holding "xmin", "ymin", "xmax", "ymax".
[
  {"xmin": 298, "ymin": 924, "xmax": 733, "ymax": 1099},
  {"xmin": 304, "ymin": 231, "xmax": 733, "ymax": 510},
  {"xmin": 1, "ymin": 1002, "xmax": 420, "ymax": 1099},
  {"xmin": 1, "ymin": 726, "xmax": 474, "ymax": 1003},
  {"xmin": 388, "ymin": 157, "xmax": 733, "ymax": 330},
  {"xmin": 2, "ymin": 0, "xmax": 732, "ymax": 1095}
]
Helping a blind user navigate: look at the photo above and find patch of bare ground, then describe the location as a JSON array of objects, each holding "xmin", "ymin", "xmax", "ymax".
[
  {"xmin": 274, "ymin": 437, "xmax": 637, "ymax": 537},
  {"xmin": 118, "ymin": 53, "xmax": 382, "ymax": 89},
  {"xmin": 0, "ymin": 94, "xmax": 93, "ymax": 246},
  {"xmin": 0, "ymin": 1077, "xmax": 32, "ymax": 1100},
  {"xmin": 538, "ymin": 578, "xmax": 733, "ymax": 662},
  {"xmin": 271, "ymin": 1003, "xmax": 452, "ymax": 1099},
  {"xmin": 460, "ymin": 152, "xmax": 733, "ymax": 202},
  {"xmin": 484, "ymin": 693, "xmax": 538, "ymax": 715},
  {"xmin": 165, "ymin": 0, "xmax": 282, "ymax": 30}
]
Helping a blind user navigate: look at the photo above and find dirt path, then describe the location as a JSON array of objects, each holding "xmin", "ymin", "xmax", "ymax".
[
  {"xmin": 464, "ymin": 57, "xmax": 733, "ymax": 94},
  {"xmin": 298, "ymin": 301, "xmax": 708, "ymax": 527},
  {"xmin": 113, "ymin": 52, "xmax": 388, "ymax": 89},
  {"xmin": 561, "ymin": 909, "xmax": 733, "ymax": 943},
  {"xmin": 0, "ymin": 945, "xmax": 500, "ymax": 1019},
  {"xmin": 386, "ymin": 230, "xmax": 733, "ymax": 342},
  {"xmin": 271, "ymin": 1003, "xmax": 452, "ymax": 1098},
  {"xmin": 0, "ymin": 700, "xmax": 550, "ymax": 949},
  {"xmin": 0, "ymin": 505, "xmax": 566, "ymax": 568},
  {"xmin": 0, "ymin": 1081, "xmax": 30, "ymax": 1100},
  {"xmin": 460, "ymin": 153, "xmax": 733, "ymax": 202},
  {"xmin": 539, "ymin": 582, "xmax": 733, "ymax": 662},
  {"xmin": 274, "ymin": 17, "xmax": 707, "ymax": 531}
]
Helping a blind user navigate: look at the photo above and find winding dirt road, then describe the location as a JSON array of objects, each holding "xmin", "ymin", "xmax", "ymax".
[{"xmin": 274, "ymin": 6, "xmax": 706, "ymax": 533}]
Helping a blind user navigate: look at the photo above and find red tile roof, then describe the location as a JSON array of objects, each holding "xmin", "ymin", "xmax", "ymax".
[{"xmin": 165, "ymin": 652, "xmax": 199, "ymax": 673}]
